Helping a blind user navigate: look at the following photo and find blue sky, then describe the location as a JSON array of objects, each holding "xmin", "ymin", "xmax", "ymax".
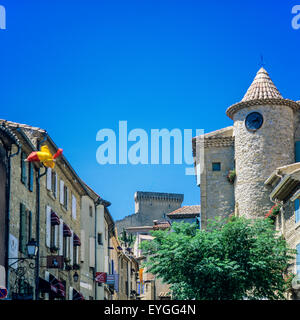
[{"xmin": 1, "ymin": 0, "xmax": 300, "ymax": 221}]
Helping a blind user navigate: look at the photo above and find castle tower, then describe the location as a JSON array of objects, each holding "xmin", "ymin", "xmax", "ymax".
[
  {"xmin": 115, "ymin": 191, "xmax": 183, "ymax": 232},
  {"xmin": 226, "ymin": 67, "xmax": 299, "ymax": 218}
]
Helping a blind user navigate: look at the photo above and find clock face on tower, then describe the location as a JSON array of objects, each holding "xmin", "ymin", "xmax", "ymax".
[{"xmin": 245, "ymin": 112, "xmax": 263, "ymax": 131}]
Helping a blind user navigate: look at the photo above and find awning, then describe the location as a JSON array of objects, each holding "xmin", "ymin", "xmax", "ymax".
[
  {"xmin": 51, "ymin": 211, "xmax": 60, "ymax": 226},
  {"xmin": 39, "ymin": 277, "xmax": 51, "ymax": 293},
  {"xmin": 56, "ymin": 281, "xmax": 65, "ymax": 297},
  {"xmin": 73, "ymin": 233, "xmax": 81, "ymax": 246},
  {"xmin": 63, "ymin": 223, "xmax": 72, "ymax": 237},
  {"xmin": 50, "ymin": 280, "xmax": 65, "ymax": 298},
  {"xmin": 73, "ymin": 289, "xmax": 84, "ymax": 300}
]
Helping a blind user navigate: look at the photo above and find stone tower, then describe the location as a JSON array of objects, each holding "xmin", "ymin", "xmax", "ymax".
[
  {"xmin": 226, "ymin": 67, "xmax": 299, "ymax": 218},
  {"xmin": 115, "ymin": 191, "xmax": 183, "ymax": 232}
]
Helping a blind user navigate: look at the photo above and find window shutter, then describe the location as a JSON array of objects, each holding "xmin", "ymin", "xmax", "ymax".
[
  {"xmin": 60, "ymin": 180, "xmax": 64, "ymax": 204},
  {"xmin": 72, "ymin": 195, "xmax": 77, "ymax": 220},
  {"xmin": 28, "ymin": 210, "xmax": 32, "ymax": 241},
  {"xmin": 59, "ymin": 219, "xmax": 64, "ymax": 255},
  {"xmin": 111, "ymin": 260, "xmax": 114, "ymax": 275},
  {"xmin": 196, "ymin": 163, "xmax": 201, "ymax": 186},
  {"xmin": 80, "ymin": 230, "xmax": 85, "ymax": 262},
  {"xmin": 21, "ymin": 152, "xmax": 27, "ymax": 185},
  {"xmin": 66, "ymin": 187, "xmax": 69, "ymax": 209},
  {"xmin": 69, "ymin": 287, "xmax": 73, "ymax": 301},
  {"xmin": 89, "ymin": 237, "xmax": 95, "ymax": 267},
  {"xmin": 29, "ymin": 163, "xmax": 34, "ymax": 191},
  {"xmin": 19, "ymin": 203, "xmax": 26, "ymax": 254},
  {"xmin": 46, "ymin": 206, "xmax": 51, "ymax": 248},
  {"xmin": 295, "ymin": 199, "xmax": 300, "ymax": 224},
  {"xmin": 54, "ymin": 225, "xmax": 59, "ymax": 247},
  {"xmin": 70, "ymin": 230, "xmax": 74, "ymax": 265},
  {"xmin": 46, "ymin": 168, "xmax": 52, "ymax": 190}
]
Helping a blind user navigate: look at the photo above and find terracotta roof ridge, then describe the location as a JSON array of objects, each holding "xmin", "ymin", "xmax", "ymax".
[{"xmin": 241, "ymin": 67, "xmax": 283, "ymax": 102}]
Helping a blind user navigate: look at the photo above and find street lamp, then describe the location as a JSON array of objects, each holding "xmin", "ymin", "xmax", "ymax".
[
  {"xmin": 73, "ymin": 272, "xmax": 79, "ymax": 283},
  {"xmin": 8, "ymin": 238, "xmax": 39, "ymax": 300},
  {"xmin": 26, "ymin": 239, "xmax": 38, "ymax": 259}
]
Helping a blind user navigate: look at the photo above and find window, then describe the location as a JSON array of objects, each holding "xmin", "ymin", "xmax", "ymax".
[
  {"xmin": 50, "ymin": 224, "xmax": 56, "ymax": 248},
  {"xmin": 111, "ymin": 260, "xmax": 114, "ymax": 274},
  {"xmin": 137, "ymin": 282, "xmax": 144, "ymax": 295},
  {"xmin": 63, "ymin": 235, "xmax": 71, "ymax": 260},
  {"xmin": 89, "ymin": 206, "xmax": 93, "ymax": 217},
  {"xmin": 212, "ymin": 162, "xmax": 221, "ymax": 171},
  {"xmin": 47, "ymin": 168, "xmax": 57, "ymax": 196},
  {"xmin": 17, "ymin": 279, "xmax": 33, "ymax": 298},
  {"xmin": 295, "ymin": 199, "xmax": 300, "ymax": 224},
  {"xmin": 51, "ymin": 170, "xmax": 56, "ymax": 197},
  {"xmin": 21, "ymin": 152, "xmax": 27, "ymax": 185},
  {"xmin": 97, "ymin": 233, "xmax": 103, "ymax": 245},
  {"xmin": 73, "ymin": 246, "xmax": 78, "ymax": 265},
  {"xmin": 19, "ymin": 203, "xmax": 32, "ymax": 254},
  {"xmin": 71, "ymin": 194, "xmax": 77, "ymax": 219},
  {"xmin": 297, "ymin": 243, "xmax": 300, "ymax": 276},
  {"xmin": 63, "ymin": 237, "xmax": 67, "ymax": 258},
  {"xmin": 63, "ymin": 185, "xmax": 68, "ymax": 209}
]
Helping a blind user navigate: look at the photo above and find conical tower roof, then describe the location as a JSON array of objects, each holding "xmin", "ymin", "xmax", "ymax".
[
  {"xmin": 226, "ymin": 67, "xmax": 299, "ymax": 119},
  {"xmin": 241, "ymin": 67, "xmax": 282, "ymax": 102}
]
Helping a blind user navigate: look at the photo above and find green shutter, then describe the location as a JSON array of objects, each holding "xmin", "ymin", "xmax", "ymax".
[
  {"xmin": 28, "ymin": 163, "xmax": 34, "ymax": 191},
  {"xmin": 19, "ymin": 203, "xmax": 26, "ymax": 254},
  {"xmin": 21, "ymin": 152, "xmax": 27, "ymax": 185},
  {"xmin": 28, "ymin": 210, "xmax": 32, "ymax": 241}
]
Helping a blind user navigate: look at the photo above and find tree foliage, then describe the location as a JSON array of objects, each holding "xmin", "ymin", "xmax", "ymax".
[{"xmin": 140, "ymin": 217, "xmax": 296, "ymax": 300}]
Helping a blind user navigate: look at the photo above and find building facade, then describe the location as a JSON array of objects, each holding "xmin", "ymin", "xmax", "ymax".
[
  {"xmin": 167, "ymin": 205, "xmax": 201, "ymax": 226},
  {"xmin": 265, "ymin": 164, "xmax": 300, "ymax": 299},
  {"xmin": 192, "ymin": 67, "xmax": 300, "ymax": 298},
  {"xmin": 0, "ymin": 120, "xmax": 113, "ymax": 300},
  {"xmin": 193, "ymin": 67, "xmax": 300, "ymax": 224},
  {"xmin": 80, "ymin": 185, "xmax": 111, "ymax": 300}
]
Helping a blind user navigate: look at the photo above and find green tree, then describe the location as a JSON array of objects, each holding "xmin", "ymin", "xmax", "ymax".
[{"xmin": 140, "ymin": 217, "xmax": 296, "ymax": 300}]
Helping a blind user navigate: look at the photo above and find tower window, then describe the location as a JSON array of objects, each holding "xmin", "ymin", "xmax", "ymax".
[{"xmin": 212, "ymin": 162, "xmax": 221, "ymax": 171}]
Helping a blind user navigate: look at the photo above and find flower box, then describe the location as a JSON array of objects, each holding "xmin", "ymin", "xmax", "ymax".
[
  {"xmin": 227, "ymin": 170, "xmax": 236, "ymax": 184},
  {"xmin": 265, "ymin": 204, "xmax": 281, "ymax": 222}
]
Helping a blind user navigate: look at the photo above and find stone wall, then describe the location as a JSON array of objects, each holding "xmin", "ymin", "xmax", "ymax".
[
  {"xmin": 233, "ymin": 104, "xmax": 295, "ymax": 218},
  {"xmin": 38, "ymin": 141, "xmax": 84, "ymax": 299},
  {"xmin": 200, "ymin": 144, "xmax": 235, "ymax": 228},
  {"xmin": 116, "ymin": 192, "xmax": 183, "ymax": 233},
  {"xmin": 8, "ymin": 142, "xmax": 37, "ymax": 299}
]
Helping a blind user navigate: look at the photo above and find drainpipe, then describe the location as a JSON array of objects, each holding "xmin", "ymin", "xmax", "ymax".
[
  {"xmin": 94, "ymin": 197, "xmax": 101, "ymax": 300},
  {"xmin": 5, "ymin": 143, "xmax": 21, "ymax": 298},
  {"xmin": 35, "ymin": 134, "xmax": 47, "ymax": 300}
]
